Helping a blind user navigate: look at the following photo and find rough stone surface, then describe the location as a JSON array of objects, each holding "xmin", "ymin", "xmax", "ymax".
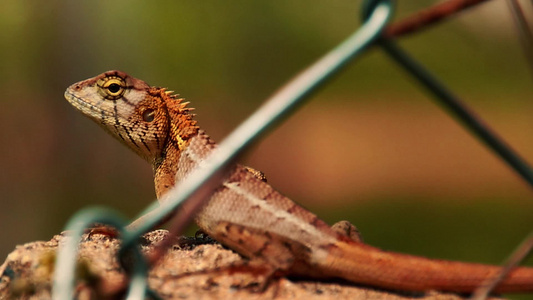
[{"xmin": 0, "ymin": 230, "xmax": 501, "ymax": 299}]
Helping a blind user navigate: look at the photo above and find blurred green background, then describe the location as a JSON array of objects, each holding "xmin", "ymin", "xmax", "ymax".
[{"xmin": 0, "ymin": 0, "xmax": 532, "ymax": 296}]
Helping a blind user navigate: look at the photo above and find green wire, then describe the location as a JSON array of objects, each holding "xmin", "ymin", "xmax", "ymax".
[{"xmin": 51, "ymin": 207, "xmax": 149, "ymax": 300}]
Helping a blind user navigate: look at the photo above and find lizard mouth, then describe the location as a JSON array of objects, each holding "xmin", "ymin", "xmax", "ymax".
[{"xmin": 64, "ymin": 88, "xmax": 114, "ymax": 120}]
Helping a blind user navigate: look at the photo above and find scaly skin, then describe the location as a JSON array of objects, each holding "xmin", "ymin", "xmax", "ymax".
[{"xmin": 65, "ymin": 70, "xmax": 533, "ymax": 293}]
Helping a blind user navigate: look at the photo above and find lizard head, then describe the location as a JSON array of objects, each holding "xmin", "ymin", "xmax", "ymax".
[{"xmin": 64, "ymin": 70, "xmax": 198, "ymax": 164}]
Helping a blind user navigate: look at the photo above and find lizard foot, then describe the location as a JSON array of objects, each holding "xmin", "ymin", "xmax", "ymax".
[
  {"xmin": 331, "ymin": 220, "xmax": 363, "ymax": 243},
  {"xmin": 84, "ymin": 223, "xmax": 120, "ymax": 240},
  {"xmin": 169, "ymin": 229, "xmax": 217, "ymax": 249}
]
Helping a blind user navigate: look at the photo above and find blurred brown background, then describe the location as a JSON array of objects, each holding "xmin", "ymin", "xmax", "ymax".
[{"xmin": 0, "ymin": 0, "xmax": 531, "ymax": 283}]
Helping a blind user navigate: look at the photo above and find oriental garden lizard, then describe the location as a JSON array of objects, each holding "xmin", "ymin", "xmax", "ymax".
[{"xmin": 64, "ymin": 70, "xmax": 533, "ymax": 294}]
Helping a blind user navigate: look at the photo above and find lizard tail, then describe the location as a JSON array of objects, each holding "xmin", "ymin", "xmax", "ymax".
[{"xmin": 321, "ymin": 240, "xmax": 533, "ymax": 293}]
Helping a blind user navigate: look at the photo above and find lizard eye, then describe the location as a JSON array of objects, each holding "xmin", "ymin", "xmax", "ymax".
[
  {"xmin": 97, "ymin": 76, "xmax": 126, "ymax": 100},
  {"xmin": 108, "ymin": 83, "xmax": 121, "ymax": 94},
  {"xmin": 142, "ymin": 109, "xmax": 155, "ymax": 122}
]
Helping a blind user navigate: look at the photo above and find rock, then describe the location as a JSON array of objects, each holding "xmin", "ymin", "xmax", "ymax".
[{"xmin": 0, "ymin": 230, "xmax": 500, "ymax": 300}]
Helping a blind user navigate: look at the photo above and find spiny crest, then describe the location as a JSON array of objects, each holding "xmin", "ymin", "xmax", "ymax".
[
  {"xmin": 157, "ymin": 87, "xmax": 200, "ymax": 150},
  {"xmin": 159, "ymin": 87, "xmax": 196, "ymax": 115}
]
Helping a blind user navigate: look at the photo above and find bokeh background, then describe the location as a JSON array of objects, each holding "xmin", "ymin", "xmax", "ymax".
[{"xmin": 1, "ymin": 0, "xmax": 532, "ymax": 295}]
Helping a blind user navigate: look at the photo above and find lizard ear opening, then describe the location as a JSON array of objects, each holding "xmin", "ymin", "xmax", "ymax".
[{"xmin": 142, "ymin": 109, "xmax": 155, "ymax": 122}]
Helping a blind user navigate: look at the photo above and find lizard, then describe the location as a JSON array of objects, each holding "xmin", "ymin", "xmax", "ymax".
[{"xmin": 64, "ymin": 70, "xmax": 533, "ymax": 294}]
